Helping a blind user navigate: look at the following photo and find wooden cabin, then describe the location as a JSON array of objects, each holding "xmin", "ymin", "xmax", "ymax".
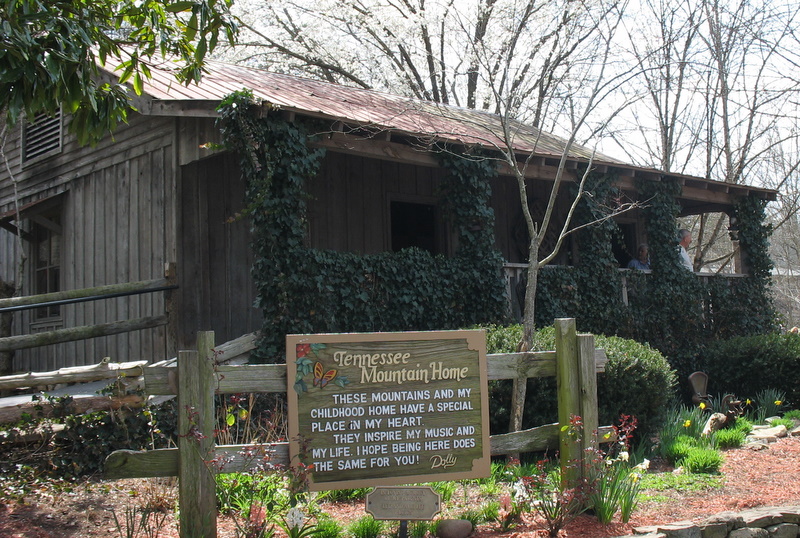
[{"xmin": 0, "ymin": 59, "xmax": 777, "ymax": 372}]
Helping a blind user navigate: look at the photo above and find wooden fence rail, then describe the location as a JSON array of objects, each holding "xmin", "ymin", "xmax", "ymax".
[
  {"xmin": 105, "ymin": 319, "xmax": 611, "ymax": 538},
  {"xmin": 0, "ymin": 277, "xmax": 176, "ymax": 355}
]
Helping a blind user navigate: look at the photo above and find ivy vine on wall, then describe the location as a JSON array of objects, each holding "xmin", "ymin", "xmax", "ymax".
[{"xmin": 216, "ymin": 93, "xmax": 508, "ymax": 362}]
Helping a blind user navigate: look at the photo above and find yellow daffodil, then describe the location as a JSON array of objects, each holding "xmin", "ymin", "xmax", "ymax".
[
  {"xmin": 746, "ymin": 398, "xmax": 752, "ymax": 405},
  {"xmin": 683, "ymin": 419, "xmax": 692, "ymax": 428},
  {"xmin": 775, "ymin": 400, "xmax": 783, "ymax": 406},
  {"xmin": 699, "ymin": 402, "xmax": 706, "ymax": 410}
]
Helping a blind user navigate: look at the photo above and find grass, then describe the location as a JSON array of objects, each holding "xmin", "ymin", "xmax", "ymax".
[{"xmin": 639, "ymin": 471, "xmax": 724, "ymax": 492}]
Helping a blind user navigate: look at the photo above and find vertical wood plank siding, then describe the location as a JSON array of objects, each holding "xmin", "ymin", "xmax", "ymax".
[
  {"xmin": 0, "ymin": 115, "xmax": 174, "ymax": 371},
  {"xmin": 177, "ymin": 153, "xmax": 261, "ymax": 353}
]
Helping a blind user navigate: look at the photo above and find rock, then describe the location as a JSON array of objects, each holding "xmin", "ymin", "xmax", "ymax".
[
  {"xmin": 700, "ymin": 522, "xmax": 729, "ymax": 538},
  {"xmin": 738, "ymin": 508, "xmax": 782, "ymax": 528},
  {"xmin": 729, "ymin": 529, "xmax": 768, "ymax": 537},
  {"xmin": 654, "ymin": 521, "xmax": 701, "ymax": 538},
  {"xmin": 435, "ymin": 519, "xmax": 472, "ymax": 538},
  {"xmin": 748, "ymin": 425, "xmax": 787, "ymax": 439},
  {"xmin": 703, "ymin": 413, "xmax": 728, "ymax": 435},
  {"xmin": 765, "ymin": 522, "xmax": 798, "ymax": 538}
]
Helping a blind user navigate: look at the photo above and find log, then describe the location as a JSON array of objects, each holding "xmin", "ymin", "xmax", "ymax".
[
  {"xmin": 104, "ymin": 442, "xmax": 291, "ymax": 479},
  {"xmin": 0, "ymin": 278, "xmax": 171, "ymax": 310},
  {"xmin": 213, "ymin": 332, "xmax": 259, "ymax": 365},
  {"xmin": 0, "ymin": 394, "xmax": 144, "ymax": 424},
  {"xmin": 140, "ymin": 351, "xmax": 606, "ymax": 396},
  {"xmin": 0, "ymin": 423, "xmax": 66, "ymax": 445},
  {"xmin": 0, "ymin": 359, "xmax": 148, "ymax": 391},
  {"xmin": 489, "ymin": 424, "xmax": 617, "ymax": 456},
  {"xmin": 0, "ymin": 316, "xmax": 168, "ymax": 352}
]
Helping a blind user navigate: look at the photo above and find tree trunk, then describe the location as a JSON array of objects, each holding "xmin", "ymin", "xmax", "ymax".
[
  {"xmin": 0, "ymin": 280, "xmax": 14, "ymax": 377},
  {"xmin": 509, "ymin": 240, "xmax": 540, "ymax": 434}
]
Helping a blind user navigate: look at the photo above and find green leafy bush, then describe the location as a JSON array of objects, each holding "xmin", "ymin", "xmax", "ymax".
[
  {"xmin": 783, "ymin": 409, "xmax": 800, "ymax": 421},
  {"xmin": 732, "ymin": 417, "xmax": 753, "ymax": 435},
  {"xmin": 714, "ymin": 428, "xmax": 745, "ymax": 449},
  {"xmin": 702, "ymin": 333, "xmax": 800, "ymax": 405},
  {"xmin": 51, "ymin": 404, "xmax": 174, "ymax": 477},
  {"xmin": 661, "ymin": 436, "xmax": 695, "ymax": 465},
  {"xmin": 682, "ymin": 448, "xmax": 724, "ymax": 474},
  {"xmin": 347, "ymin": 515, "xmax": 385, "ymax": 538},
  {"xmin": 315, "ymin": 515, "xmax": 344, "ymax": 538},
  {"xmin": 769, "ymin": 417, "xmax": 795, "ymax": 430},
  {"xmin": 485, "ymin": 325, "xmax": 677, "ymax": 440}
]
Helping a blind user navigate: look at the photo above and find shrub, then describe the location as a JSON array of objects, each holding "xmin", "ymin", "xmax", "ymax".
[
  {"xmin": 702, "ymin": 333, "xmax": 800, "ymax": 405},
  {"xmin": 731, "ymin": 416, "xmax": 752, "ymax": 435},
  {"xmin": 485, "ymin": 325, "xmax": 677, "ymax": 440},
  {"xmin": 323, "ymin": 488, "xmax": 370, "ymax": 503},
  {"xmin": 51, "ymin": 404, "xmax": 174, "ymax": 477},
  {"xmin": 347, "ymin": 515, "xmax": 385, "ymax": 538},
  {"xmin": 769, "ymin": 417, "xmax": 795, "ymax": 430},
  {"xmin": 784, "ymin": 409, "xmax": 800, "ymax": 421},
  {"xmin": 682, "ymin": 448, "xmax": 724, "ymax": 474},
  {"xmin": 662, "ymin": 436, "xmax": 695, "ymax": 465},
  {"xmin": 714, "ymin": 428, "xmax": 745, "ymax": 449},
  {"xmin": 315, "ymin": 515, "xmax": 344, "ymax": 538}
]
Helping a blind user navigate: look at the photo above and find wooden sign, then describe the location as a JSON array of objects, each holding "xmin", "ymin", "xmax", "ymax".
[
  {"xmin": 366, "ymin": 487, "xmax": 441, "ymax": 520},
  {"xmin": 286, "ymin": 330, "xmax": 490, "ymax": 491}
]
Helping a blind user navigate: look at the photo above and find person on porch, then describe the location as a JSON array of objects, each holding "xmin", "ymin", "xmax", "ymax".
[
  {"xmin": 627, "ymin": 244, "xmax": 651, "ymax": 270},
  {"xmin": 678, "ymin": 229, "xmax": 693, "ymax": 271}
]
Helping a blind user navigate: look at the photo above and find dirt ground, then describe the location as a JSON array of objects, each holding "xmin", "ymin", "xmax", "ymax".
[{"xmin": 1, "ymin": 436, "xmax": 799, "ymax": 537}]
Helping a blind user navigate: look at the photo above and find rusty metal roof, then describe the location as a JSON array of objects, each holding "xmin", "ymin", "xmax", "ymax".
[
  {"xmin": 99, "ymin": 58, "xmax": 776, "ymax": 201},
  {"xmin": 101, "ymin": 58, "xmax": 615, "ymax": 163}
]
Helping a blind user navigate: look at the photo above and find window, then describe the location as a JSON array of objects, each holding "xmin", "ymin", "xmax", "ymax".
[
  {"xmin": 32, "ymin": 209, "xmax": 62, "ymax": 319},
  {"xmin": 390, "ymin": 200, "xmax": 439, "ymax": 254},
  {"xmin": 22, "ymin": 111, "xmax": 63, "ymax": 165}
]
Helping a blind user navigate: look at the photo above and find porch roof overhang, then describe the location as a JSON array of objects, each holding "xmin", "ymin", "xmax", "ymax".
[
  {"xmin": 108, "ymin": 59, "xmax": 777, "ymax": 214},
  {"xmin": 0, "ymin": 193, "xmax": 64, "ymax": 241}
]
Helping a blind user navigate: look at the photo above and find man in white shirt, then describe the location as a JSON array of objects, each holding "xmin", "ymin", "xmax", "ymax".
[{"xmin": 678, "ymin": 229, "xmax": 693, "ymax": 271}]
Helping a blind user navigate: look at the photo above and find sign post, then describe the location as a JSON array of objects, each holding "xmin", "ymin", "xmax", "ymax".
[{"xmin": 286, "ymin": 330, "xmax": 490, "ymax": 491}]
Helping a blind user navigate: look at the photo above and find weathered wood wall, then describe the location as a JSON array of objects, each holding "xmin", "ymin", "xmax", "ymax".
[
  {"xmin": 177, "ymin": 152, "xmax": 261, "ymax": 352},
  {"xmin": 0, "ymin": 114, "xmax": 176, "ymax": 371},
  {"xmin": 307, "ymin": 151, "xmax": 450, "ymax": 255}
]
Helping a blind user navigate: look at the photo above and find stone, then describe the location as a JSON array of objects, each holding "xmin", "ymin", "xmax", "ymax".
[
  {"xmin": 703, "ymin": 512, "xmax": 746, "ymax": 531},
  {"xmin": 434, "ymin": 519, "xmax": 472, "ymax": 538},
  {"xmin": 777, "ymin": 506, "xmax": 800, "ymax": 524},
  {"xmin": 747, "ymin": 425, "xmax": 788, "ymax": 442},
  {"xmin": 699, "ymin": 522, "xmax": 728, "ymax": 538},
  {"xmin": 655, "ymin": 521, "xmax": 701, "ymax": 538},
  {"xmin": 729, "ymin": 529, "xmax": 769, "ymax": 538},
  {"xmin": 766, "ymin": 522, "xmax": 798, "ymax": 538},
  {"xmin": 739, "ymin": 509, "xmax": 782, "ymax": 528},
  {"xmin": 703, "ymin": 413, "xmax": 728, "ymax": 435}
]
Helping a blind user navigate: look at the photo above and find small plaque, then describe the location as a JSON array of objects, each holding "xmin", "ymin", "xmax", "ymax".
[{"xmin": 366, "ymin": 486, "xmax": 441, "ymax": 520}]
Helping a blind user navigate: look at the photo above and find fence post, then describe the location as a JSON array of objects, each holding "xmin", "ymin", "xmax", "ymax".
[
  {"xmin": 577, "ymin": 333, "xmax": 599, "ymax": 465},
  {"xmin": 555, "ymin": 318, "xmax": 581, "ymax": 488},
  {"xmin": 556, "ymin": 319, "xmax": 600, "ymax": 491},
  {"xmin": 178, "ymin": 331, "xmax": 217, "ymax": 538}
]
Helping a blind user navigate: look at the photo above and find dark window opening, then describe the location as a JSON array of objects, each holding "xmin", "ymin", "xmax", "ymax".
[
  {"xmin": 390, "ymin": 201, "xmax": 438, "ymax": 254},
  {"xmin": 32, "ymin": 210, "xmax": 62, "ymax": 319},
  {"xmin": 613, "ymin": 222, "xmax": 637, "ymax": 267}
]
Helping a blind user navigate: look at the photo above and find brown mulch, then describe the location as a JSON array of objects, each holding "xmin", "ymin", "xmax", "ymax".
[{"xmin": 1, "ymin": 436, "xmax": 799, "ymax": 537}]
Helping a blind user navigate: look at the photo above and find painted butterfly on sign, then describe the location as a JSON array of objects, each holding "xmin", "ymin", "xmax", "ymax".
[{"xmin": 313, "ymin": 361, "xmax": 337, "ymax": 388}]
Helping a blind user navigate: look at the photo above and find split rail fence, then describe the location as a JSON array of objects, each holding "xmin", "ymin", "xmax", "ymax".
[{"xmin": 103, "ymin": 318, "xmax": 612, "ymax": 538}]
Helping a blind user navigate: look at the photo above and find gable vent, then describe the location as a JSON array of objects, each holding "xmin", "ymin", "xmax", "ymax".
[{"xmin": 23, "ymin": 111, "xmax": 63, "ymax": 164}]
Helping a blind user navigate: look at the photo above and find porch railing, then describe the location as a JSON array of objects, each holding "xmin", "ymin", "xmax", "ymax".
[{"xmin": 503, "ymin": 263, "xmax": 747, "ymax": 320}]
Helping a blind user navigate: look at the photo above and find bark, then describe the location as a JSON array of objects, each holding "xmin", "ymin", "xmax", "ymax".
[{"xmin": 0, "ymin": 281, "xmax": 14, "ymax": 376}]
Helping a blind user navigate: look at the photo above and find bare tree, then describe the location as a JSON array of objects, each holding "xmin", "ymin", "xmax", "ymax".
[
  {"xmin": 610, "ymin": 0, "xmax": 800, "ymax": 271},
  {"xmin": 231, "ymin": 0, "xmax": 642, "ymax": 437}
]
